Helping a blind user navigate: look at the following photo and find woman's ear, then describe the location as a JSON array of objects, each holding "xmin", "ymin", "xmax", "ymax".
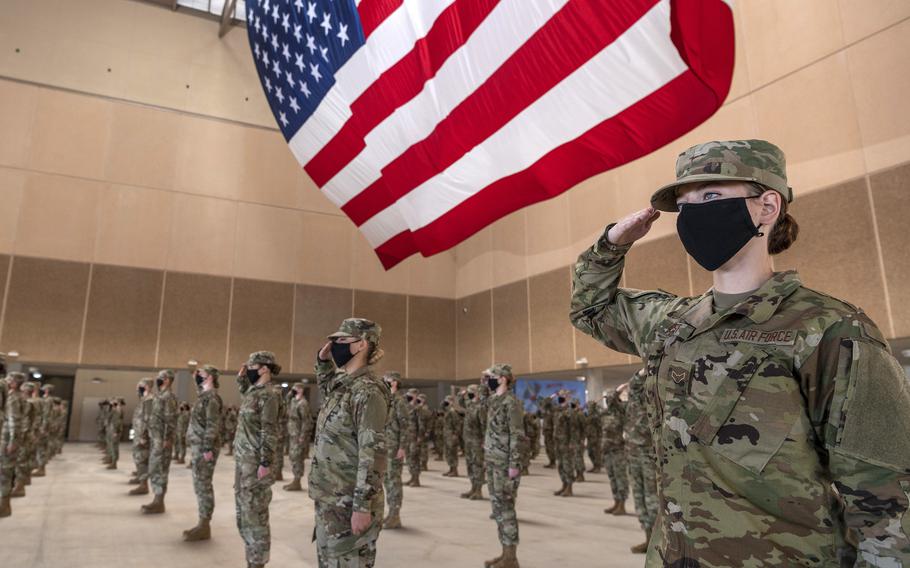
[{"xmin": 759, "ymin": 190, "xmax": 781, "ymax": 221}]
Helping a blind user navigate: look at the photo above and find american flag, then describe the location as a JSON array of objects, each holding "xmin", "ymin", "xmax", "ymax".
[{"xmin": 245, "ymin": 0, "xmax": 734, "ymax": 269}]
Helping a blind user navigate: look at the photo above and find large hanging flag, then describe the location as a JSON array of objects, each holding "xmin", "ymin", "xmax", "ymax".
[{"xmin": 245, "ymin": 0, "xmax": 734, "ymax": 269}]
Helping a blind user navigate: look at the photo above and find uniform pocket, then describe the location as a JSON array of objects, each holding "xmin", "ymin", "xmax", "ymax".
[{"xmin": 688, "ymin": 346, "xmax": 801, "ymax": 475}]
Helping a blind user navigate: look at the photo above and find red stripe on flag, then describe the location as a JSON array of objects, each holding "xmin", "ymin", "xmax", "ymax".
[
  {"xmin": 305, "ymin": 0, "xmax": 501, "ymax": 188},
  {"xmin": 358, "ymin": 0, "xmax": 404, "ymax": 39},
  {"xmin": 375, "ymin": 69, "xmax": 732, "ymax": 267},
  {"xmin": 343, "ymin": 0, "xmax": 659, "ymax": 226}
]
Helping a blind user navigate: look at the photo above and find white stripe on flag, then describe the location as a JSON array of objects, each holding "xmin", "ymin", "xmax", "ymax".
[
  {"xmin": 287, "ymin": 0, "xmax": 456, "ymax": 167},
  {"xmin": 359, "ymin": 0, "xmax": 686, "ymax": 248},
  {"xmin": 322, "ymin": 0, "xmax": 570, "ymax": 207}
]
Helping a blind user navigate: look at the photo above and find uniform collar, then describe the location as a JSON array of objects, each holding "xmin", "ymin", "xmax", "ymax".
[{"xmin": 327, "ymin": 365, "xmax": 372, "ymax": 393}]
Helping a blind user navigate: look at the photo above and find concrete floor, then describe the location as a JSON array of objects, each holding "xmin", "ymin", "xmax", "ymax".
[{"xmin": 1, "ymin": 444, "xmax": 646, "ymax": 567}]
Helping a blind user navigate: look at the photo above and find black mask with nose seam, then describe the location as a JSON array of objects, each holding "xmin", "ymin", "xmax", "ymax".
[{"xmin": 676, "ymin": 197, "xmax": 763, "ymax": 271}]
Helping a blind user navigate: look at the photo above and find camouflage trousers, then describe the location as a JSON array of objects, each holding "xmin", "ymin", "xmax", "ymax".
[
  {"xmin": 289, "ymin": 438, "xmax": 309, "ymax": 479},
  {"xmin": 191, "ymin": 445, "xmax": 219, "ymax": 520},
  {"xmin": 587, "ymin": 438, "xmax": 603, "ymax": 469},
  {"xmin": 173, "ymin": 433, "xmax": 186, "ymax": 462},
  {"xmin": 384, "ymin": 455, "xmax": 403, "ymax": 512},
  {"xmin": 628, "ymin": 445, "xmax": 658, "ymax": 532},
  {"xmin": 148, "ymin": 436, "xmax": 174, "ymax": 495},
  {"xmin": 407, "ymin": 441, "xmax": 421, "ymax": 479},
  {"xmin": 575, "ymin": 442, "xmax": 586, "ymax": 476},
  {"xmin": 603, "ymin": 446, "xmax": 629, "ymax": 501},
  {"xmin": 486, "ymin": 463, "xmax": 520, "ymax": 546},
  {"xmin": 35, "ymin": 436, "xmax": 50, "ymax": 468},
  {"xmin": 235, "ymin": 460, "xmax": 274, "ymax": 565},
  {"xmin": 420, "ymin": 441, "xmax": 429, "ymax": 469},
  {"xmin": 544, "ymin": 432, "xmax": 556, "ymax": 464},
  {"xmin": 314, "ymin": 500, "xmax": 382, "ymax": 568},
  {"xmin": 557, "ymin": 445, "xmax": 576, "ymax": 485},
  {"xmin": 15, "ymin": 442, "xmax": 33, "ymax": 482},
  {"xmin": 274, "ymin": 435, "xmax": 286, "ymax": 475},
  {"xmin": 107, "ymin": 429, "xmax": 120, "ymax": 463},
  {"xmin": 530, "ymin": 432, "xmax": 540, "ymax": 458},
  {"xmin": 132, "ymin": 440, "xmax": 150, "ymax": 481},
  {"xmin": 0, "ymin": 450, "xmax": 14, "ymax": 497},
  {"xmin": 465, "ymin": 442, "xmax": 485, "ymax": 488},
  {"xmin": 444, "ymin": 434, "xmax": 459, "ymax": 470}
]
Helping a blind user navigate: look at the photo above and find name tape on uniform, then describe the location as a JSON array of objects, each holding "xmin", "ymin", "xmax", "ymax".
[{"xmin": 720, "ymin": 328, "xmax": 797, "ymax": 346}]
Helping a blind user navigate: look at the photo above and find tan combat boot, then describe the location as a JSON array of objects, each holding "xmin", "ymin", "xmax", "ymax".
[
  {"xmin": 102, "ymin": 456, "xmax": 112, "ymax": 464},
  {"xmin": 0, "ymin": 496, "xmax": 11, "ymax": 517},
  {"xmin": 611, "ymin": 501, "xmax": 627, "ymax": 515},
  {"xmin": 10, "ymin": 481, "xmax": 25, "ymax": 498},
  {"xmin": 603, "ymin": 501, "xmax": 619, "ymax": 514},
  {"xmin": 630, "ymin": 528, "xmax": 651, "ymax": 554},
  {"xmin": 576, "ymin": 471, "xmax": 585, "ymax": 482},
  {"xmin": 494, "ymin": 544, "xmax": 519, "ymax": 568},
  {"xmin": 274, "ymin": 468, "xmax": 284, "ymax": 482},
  {"xmin": 383, "ymin": 509, "xmax": 402, "ymax": 529},
  {"xmin": 283, "ymin": 477, "xmax": 302, "ymax": 492},
  {"xmin": 469, "ymin": 486, "xmax": 485, "ymax": 500},
  {"xmin": 127, "ymin": 476, "xmax": 140, "ymax": 485},
  {"xmin": 106, "ymin": 462, "xmax": 117, "ymax": 470},
  {"xmin": 141, "ymin": 493, "xmax": 166, "ymax": 514},
  {"xmin": 484, "ymin": 545, "xmax": 505, "ymax": 568},
  {"xmin": 33, "ymin": 466, "xmax": 46, "ymax": 477},
  {"xmin": 129, "ymin": 479, "xmax": 149, "ymax": 495},
  {"xmin": 409, "ymin": 474, "xmax": 421, "ymax": 488},
  {"xmin": 460, "ymin": 485, "xmax": 473, "ymax": 498},
  {"xmin": 561, "ymin": 483, "xmax": 574, "ymax": 497},
  {"xmin": 553, "ymin": 483, "xmax": 566, "ymax": 496},
  {"xmin": 183, "ymin": 518, "xmax": 211, "ymax": 541}
]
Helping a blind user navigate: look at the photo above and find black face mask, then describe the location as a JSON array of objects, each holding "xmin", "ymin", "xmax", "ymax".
[
  {"xmin": 195, "ymin": 374, "xmax": 205, "ymax": 387},
  {"xmin": 557, "ymin": 397, "xmax": 566, "ymax": 405},
  {"xmin": 138, "ymin": 387, "xmax": 145, "ymax": 397},
  {"xmin": 570, "ymin": 403, "xmax": 577, "ymax": 409},
  {"xmin": 246, "ymin": 368, "xmax": 261, "ymax": 382},
  {"xmin": 676, "ymin": 197, "xmax": 763, "ymax": 271},
  {"xmin": 156, "ymin": 378, "xmax": 164, "ymax": 388},
  {"xmin": 485, "ymin": 377, "xmax": 501, "ymax": 391},
  {"xmin": 330, "ymin": 342, "xmax": 355, "ymax": 368},
  {"xmin": 406, "ymin": 395, "xmax": 413, "ymax": 403},
  {"xmin": 443, "ymin": 401, "xmax": 450, "ymax": 408},
  {"xmin": 467, "ymin": 393, "xmax": 475, "ymax": 400}
]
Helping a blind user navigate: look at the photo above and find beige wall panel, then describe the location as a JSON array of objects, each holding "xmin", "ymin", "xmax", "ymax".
[
  {"xmin": 492, "ymin": 281, "xmax": 531, "ymax": 375},
  {"xmin": 567, "ymin": 172, "xmax": 622, "ymax": 255},
  {"xmin": 69, "ymin": 368, "xmax": 150, "ymax": 441},
  {"xmin": 455, "ymin": 227, "xmax": 493, "ymax": 298},
  {"xmin": 869, "ymin": 163, "xmax": 910, "ymax": 337},
  {"xmin": 754, "ymin": 53, "xmax": 865, "ymax": 193},
  {"xmin": 0, "ymin": 19, "xmax": 59, "ymax": 88},
  {"xmin": 726, "ymin": 2, "xmax": 752, "ymax": 101},
  {"xmin": 174, "ymin": 115, "xmax": 246, "ymax": 201},
  {"xmin": 351, "ymin": 232, "xmax": 410, "ymax": 294},
  {"xmin": 0, "ymin": 167, "xmax": 25, "ymax": 254},
  {"xmin": 838, "ymin": 0, "xmax": 910, "ymax": 44},
  {"xmin": 846, "ymin": 19, "xmax": 910, "ymax": 174},
  {"xmin": 352, "ymin": 290, "xmax": 407, "ymax": 377},
  {"xmin": 48, "ymin": 37, "xmax": 130, "ymax": 100},
  {"xmin": 739, "ymin": 0, "xmax": 844, "ymax": 89},
  {"xmin": 575, "ymin": 329, "xmax": 632, "ymax": 368},
  {"xmin": 456, "ymin": 291, "xmax": 493, "ymax": 379},
  {"xmin": 407, "ymin": 296, "xmax": 456, "ymax": 380},
  {"xmin": 528, "ymin": 268, "xmax": 575, "ymax": 373},
  {"xmin": 491, "ymin": 210, "xmax": 527, "ymax": 287},
  {"xmin": 120, "ymin": 51, "xmax": 192, "ymax": 112},
  {"xmin": 167, "ymin": 192, "xmax": 237, "ymax": 276},
  {"xmin": 297, "ymin": 173, "xmax": 345, "ymax": 217},
  {"xmin": 184, "ymin": 65, "xmax": 261, "ymax": 126},
  {"xmin": 292, "ymin": 285, "xmax": 353, "ymax": 374},
  {"xmin": 233, "ymin": 202, "xmax": 300, "ymax": 283},
  {"xmin": 774, "ymin": 178, "xmax": 890, "ymax": 332},
  {"xmin": 0, "ymin": 257, "xmax": 89, "ymax": 363},
  {"xmin": 408, "ymin": 250, "xmax": 456, "ymax": 299},
  {"xmin": 235, "ymin": 128, "xmax": 302, "ymax": 210},
  {"xmin": 227, "ymin": 278, "xmax": 294, "ymax": 370},
  {"xmin": 526, "ymin": 194, "xmax": 575, "ymax": 279},
  {"xmin": 28, "ymin": 89, "xmax": 112, "ymax": 180},
  {"xmin": 94, "ymin": 184, "xmax": 173, "ymax": 270},
  {"xmin": 16, "ymin": 172, "xmax": 102, "ymax": 262},
  {"xmin": 81, "ymin": 265, "xmax": 163, "ymax": 367},
  {"xmin": 623, "ymin": 236, "xmax": 690, "ymax": 297},
  {"xmin": 0, "ymin": 80, "xmax": 37, "ymax": 168},
  {"xmin": 157, "ymin": 272, "xmax": 232, "ymax": 370},
  {"xmin": 0, "ymin": 254, "xmax": 8, "ymax": 340},
  {"xmin": 104, "ymin": 102, "xmax": 181, "ymax": 190},
  {"xmin": 297, "ymin": 212, "xmax": 354, "ymax": 289}
]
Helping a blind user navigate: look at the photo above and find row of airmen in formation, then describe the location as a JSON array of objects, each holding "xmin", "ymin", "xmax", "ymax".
[{"xmin": 0, "ymin": 323, "xmax": 655, "ymax": 568}]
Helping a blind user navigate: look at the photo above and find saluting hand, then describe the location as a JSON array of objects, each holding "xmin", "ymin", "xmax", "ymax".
[
  {"xmin": 318, "ymin": 341, "xmax": 332, "ymax": 362},
  {"xmin": 607, "ymin": 207, "xmax": 660, "ymax": 246}
]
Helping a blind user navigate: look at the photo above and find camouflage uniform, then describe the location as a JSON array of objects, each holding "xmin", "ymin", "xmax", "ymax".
[
  {"xmin": 174, "ymin": 403, "xmax": 190, "ymax": 463},
  {"xmin": 405, "ymin": 391, "xmax": 428, "ymax": 486},
  {"xmin": 462, "ymin": 384, "xmax": 487, "ymax": 499},
  {"xmin": 570, "ymin": 400, "xmax": 586, "ymax": 480},
  {"xmin": 525, "ymin": 411, "xmax": 540, "ymax": 460},
  {"xmin": 273, "ymin": 392, "xmax": 288, "ymax": 480},
  {"xmin": 483, "ymin": 364, "xmax": 524, "ymax": 567},
  {"xmin": 601, "ymin": 391, "xmax": 629, "ymax": 505},
  {"xmin": 540, "ymin": 398, "xmax": 557, "ymax": 468},
  {"xmin": 584, "ymin": 402, "xmax": 603, "ymax": 472},
  {"xmin": 418, "ymin": 395, "xmax": 432, "ymax": 470},
  {"xmin": 14, "ymin": 383, "xmax": 37, "ymax": 493},
  {"xmin": 222, "ymin": 406, "xmax": 238, "ymax": 455},
  {"xmin": 234, "ymin": 352, "xmax": 281, "ymax": 566},
  {"xmin": 553, "ymin": 395, "xmax": 576, "ymax": 493},
  {"xmin": 1, "ymin": 373, "xmax": 27, "ymax": 514},
  {"xmin": 147, "ymin": 371, "xmax": 178, "ymax": 498},
  {"xmin": 382, "ymin": 372, "xmax": 410, "ymax": 523},
  {"xmin": 130, "ymin": 380, "xmax": 154, "ymax": 487},
  {"xmin": 432, "ymin": 407, "xmax": 444, "ymax": 461},
  {"xmin": 188, "ymin": 370, "xmax": 223, "ymax": 523},
  {"xmin": 32, "ymin": 387, "xmax": 52, "ymax": 475},
  {"xmin": 625, "ymin": 371, "xmax": 658, "ymax": 539},
  {"xmin": 442, "ymin": 395, "xmax": 462, "ymax": 476},
  {"xmin": 571, "ymin": 139, "xmax": 910, "ymax": 566},
  {"xmin": 106, "ymin": 400, "xmax": 123, "ymax": 468},
  {"xmin": 96, "ymin": 400, "xmax": 109, "ymax": 449},
  {"xmin": 309, "ymin": 319, "xmax": 390, "ymax": 568},
  {"xmin": 287, "ymin": 388, "xmax": 314, "ymax": 484}
]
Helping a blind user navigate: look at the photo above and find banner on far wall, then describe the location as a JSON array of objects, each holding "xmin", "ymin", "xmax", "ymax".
[{"xmin": 515, "ymin": 379, "xmax": 587, "ymax": 414}]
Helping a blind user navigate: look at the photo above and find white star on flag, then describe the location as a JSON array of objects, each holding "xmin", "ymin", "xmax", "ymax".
[
  {"xmin": 337, "ymin": 23, "xmax": 349, "ymax": 47},
  {"xmin": 272, "ymin": 59, "xmax": 281, "ymax": 77},
  {"xmin": 271, "ymin": 4, "xmax": 279, "ymax": 23},
  {"xmin": 282, "ymin": 43, "xmax": 291, "ymax": 61},
  {"xmin": 306, "ymin": 34, "xmax": 316, "ymax": 54},
  {"xmin": 306, "ymin": 2, "xmax": 316, "ymax": 23},
  {"xmin": 293, "ymin": 24, "xmax": 302, "ymax": 43},
  {"xmin": 320, "ymin": 12, "xmax": 332, "ymax": 35},
  {"xmin": 294, "ymin": 0, "xmax": 303, "ymax": 12},
  {"xmin": 310, "ymin": 62, "xmax": 322, "ymax": 82},
  {"xmin": 295, "ymin": 53, "xmax": 305, "ymax": 72},
  {"xmin": 320, "ymin": 46, "xmax": 329, "ymax": 62},
  {"xmin": 275, "ymin": 87, "xmax": 285, "ymax": 103},
  {"xmin": 271, "ymin": 33, "xmax": 278, "ymax": 51},
  {"xmin": 281, "ymin": 13, "xmax": 290, "ymax": 33},
  {"xmin": 290, "ymin": 97, "xmax": 300, "ymax": 113},
  {"xmin": 286, "ymin": 70, "xmax": 295, "ymax": 87},
  {"xmin": 299, "ymin": 80, "xmax": 311, "ymax": 98},
  {"xmin": 264, "ymin": 76, "xmax": 272, "ymax": 93},
  {"xmin": 279, "ymin": 111, "xmax": 288, "ymax": 127}
]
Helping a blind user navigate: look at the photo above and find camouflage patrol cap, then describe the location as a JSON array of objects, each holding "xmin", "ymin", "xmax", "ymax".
[
  {"xmin": 200, "ymin": 364, "xmax": 221, "ymax": 379},
  {"xmin": 328, "ymin": 318, "xmax": 381, "ymax": 345},
  {"xmin": 484, "ymin": 363, "xmax": 513, "ymax": 379},
  {"xmin": 383, "ymin": 371, "xmax": 402, "ymax": 383},
  {"xmin": 247, "ymin": 351, "xmax": 278, "ymax": 367},
  {"xmin": 41, "ymin": 383, "xmax": 55, "ymax": 393},
  {"xmin": 650, "ymin": 139, "xmax": 793, "ymax": 212},
  {"xmin": 21, "ymin": 381, "xmax": 36, "ymax": 393},
  {"xmin": 157, "ymin": 369, "xmax": 175, "ymax": 380},
  {"xmin": 7, "ymin": 371, "xmax": 26, "ymax": 385},
  {"xmin": 406, "ymin": 387, "xmax": 419, "ymax": 395}
]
